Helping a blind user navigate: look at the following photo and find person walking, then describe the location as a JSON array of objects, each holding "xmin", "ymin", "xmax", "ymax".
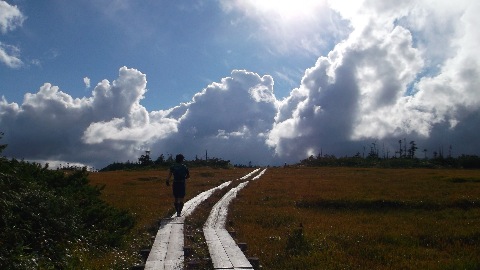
[{"xmin": 166, "ymin": 154, "xmax": 190, "ymax": 217}]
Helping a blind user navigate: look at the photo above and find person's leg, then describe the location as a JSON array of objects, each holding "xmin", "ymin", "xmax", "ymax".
[
  {"xmin": 174, "ymin": 197, "xmax": 184, "ymax": 216},
  {"xmin": 174, "ymin": 198, "xmax": 180, "ymax": 216},
  {"xmin": 173, "ymin": 182, "xmax": 186, "ymax": 217},
  {"xmin": 172, "ymin": 183, "xmax": 180, "ymax": 216}
]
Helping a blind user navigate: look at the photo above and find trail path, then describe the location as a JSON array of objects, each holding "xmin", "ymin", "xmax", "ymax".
[
  {"xmin": 204, "ymin": 168, "xmax": 266, "ymax": 270},
  {"xmin": 144, "ymin": 168, "xmax": 265, "ymax": 270}
]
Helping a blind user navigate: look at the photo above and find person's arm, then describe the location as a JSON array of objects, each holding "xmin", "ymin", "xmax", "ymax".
[
  {"xmin": 166, "ymin": 171, "xmax": 172, "ymax": 186},
  {"xmin": 186, "ymin": 168, "xmax": 190, "ymax": 179}
]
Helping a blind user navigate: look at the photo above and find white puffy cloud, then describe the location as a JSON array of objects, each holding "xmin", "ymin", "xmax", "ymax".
[
  {"xmin": 268, "ymin": 0, "xmax": 480, "ymax": 161},
  {"xmin": 153, "ymin": 70, "xmax": 278, "ymax": 165},
  {"xmin": 0, "ymin": 0, "xmax": 25, "ymax": 34},
  {"xmin": 0, "ymin": 1, "xmax": 25, "ymax": 68},
  {"xmin": 0, "ymin": 67, "xmax": 177, "ymax": 168},
  {"xmin": 0, "ymin": 42, "xmax": 22, "ymax": 68},
  {"xmin": 0, "ymin": 67, "xmax": 278, "ymax": 168}
]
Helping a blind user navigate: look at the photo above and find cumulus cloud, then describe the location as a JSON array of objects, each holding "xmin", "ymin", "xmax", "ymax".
[
  {"xmin": 0, "ymin": 67, "xmax": 278, "ymax": 168},
  {"xmin": 0, "ymin": 0, "xmax": 25, "ymax": 33},
  {"xmin": 0, "ymin": 41, "xmax": 22, "ymax": 68},
  {"xmin": 152, "ymin": 70, "xmax": 278, "ymax": 165},
  {"xmin": 268, "ymin": 0, "xmax": 480, "ymax": 160},
  {"xmin": 0, "ymin": 1, "xmax": 25, "ymax": 68},
  {"xmin": 0, "ymin": 67, "xmax": 176, "ymax": 168}
]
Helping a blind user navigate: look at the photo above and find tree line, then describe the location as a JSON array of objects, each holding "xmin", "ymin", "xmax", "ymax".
[
  {"xmin": 100, "ymin": 150, "xmax": 232, "ymax": 171},
  {"xmin": 299, "ymin": 139, "xmax": 480, "ymax": 169}
]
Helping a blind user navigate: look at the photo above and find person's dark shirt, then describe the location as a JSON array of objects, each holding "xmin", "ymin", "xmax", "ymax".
[{"xmin": 169, "ymin": 163, "xmax": 190, "ymax": 182}]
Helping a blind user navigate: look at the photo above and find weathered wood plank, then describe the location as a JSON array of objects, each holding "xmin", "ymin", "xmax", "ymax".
[
  {"xmin": 165, "ymin": 223, "xmax": 183, "ymax": 261},
  {"xmin": 145, "ymin": 221, "xmax": 172, "ymax": 268},
  {"xmin": 216, "ymin": 230, "xmax": 251, "ymax": 268},
  {"xmin": 204, "ymin": 228, "xmax": 234, "ymax": 269},
  {"xmin": 182, "ymin": 181, "xmax": 232, "ymax": 217},
  {"xmin": 203, "ymin": 171, "xmax": 268, "ymax": 270},
  {"xmin": 145, "ymin": 218, "xmax": 184, "ymax": 269}
]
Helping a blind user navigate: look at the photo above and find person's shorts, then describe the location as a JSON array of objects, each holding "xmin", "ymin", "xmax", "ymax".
[{"xmin": 172, "ymin": 181, "xmax": 186, "ymax": 198}]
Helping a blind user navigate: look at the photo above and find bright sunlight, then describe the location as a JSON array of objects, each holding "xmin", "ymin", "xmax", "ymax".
[{"xmin": 247, "ymin": 0, "xmax": 325, "ymax": 20}]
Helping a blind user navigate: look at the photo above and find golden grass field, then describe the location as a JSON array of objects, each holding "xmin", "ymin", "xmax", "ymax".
[
  {"xmin": 88, "ymin": 167, "xmax": 480, "ymax": 269},
  {"xmin": 87, "ymin": 167, "xmax": 253, "ymax": 268}
]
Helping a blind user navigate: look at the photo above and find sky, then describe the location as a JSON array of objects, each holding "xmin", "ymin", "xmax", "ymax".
[{"xmin": 1, "ymin": 0, "xmax": 480, "ymax": 169}]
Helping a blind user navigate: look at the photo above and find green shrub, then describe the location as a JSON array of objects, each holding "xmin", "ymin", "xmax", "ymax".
[{"xmin": 0, "ymin": 157, "xmax": 135, "ymax": 269}]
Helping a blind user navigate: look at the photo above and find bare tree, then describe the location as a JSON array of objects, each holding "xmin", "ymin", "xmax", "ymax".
[
  {"xmin": 408, "ymin": 141, "xmax": 418, "ymax": 158},
  {"xmin": 398, "ymin": 140, "xmax": 403, "ymax": 158}
]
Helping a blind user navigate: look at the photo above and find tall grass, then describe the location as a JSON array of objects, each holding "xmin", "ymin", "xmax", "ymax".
[{"xmin": 230, "ymin": 167, "xmax": 480, "ymax": 269}]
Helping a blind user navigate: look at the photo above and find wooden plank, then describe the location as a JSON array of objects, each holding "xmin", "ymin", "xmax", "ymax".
[
  {"xmin": 204, "ymin": 178, "xmax": 258, "ymax": 270},
  {"xmin": 165, "ymin": 223, "xmax": 183, "ymax": 261},
  {"xmin": 204, "ymin": 228, "xmax": 234, "ymax": 269},
  {"xmin": 145, "ymin": 219, "xmax": 184, "ymax": 269},
  {"xmin": 216, "ymin": 230, "xmax": 252, "ymax": 268},
  {"xmin": 239, "ymin": 168, "xmax": 260, "ymax": 180},
  {"xmin": 145, "ymin": 221, "xmax": 173, "ymax": 268},
  {"xmin": 205, "ymin": 181, "xmax": 249, "ymax": 229},
  {"xmin": 163, "ymin": 258, "xmax": 183, "ymax": 270},
  {"xmin": 205, "ymin": 228, "xmax": 252, "ymax": 269},
  {"xmin": 182, "ymin": 181, "xmax": 231, "ymax": 217},
  {"xmin": 251, "ymin": 168, "xmax": 267, "ymax": 180}
]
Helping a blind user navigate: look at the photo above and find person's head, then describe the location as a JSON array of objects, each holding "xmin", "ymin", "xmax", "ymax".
[{"xmin": 175, "ymin": 154, "xmax": 185, "ymax": 163}]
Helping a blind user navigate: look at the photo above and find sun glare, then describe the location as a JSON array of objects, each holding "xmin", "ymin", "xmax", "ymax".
[{"xmin": 248, "ymin": 0, "xmax": 325, "ymax": 20}]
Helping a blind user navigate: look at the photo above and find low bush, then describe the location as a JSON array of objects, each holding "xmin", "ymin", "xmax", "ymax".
[{"xmin": 0, "ymin": 158, "xmax": 135, "ymax": 269}]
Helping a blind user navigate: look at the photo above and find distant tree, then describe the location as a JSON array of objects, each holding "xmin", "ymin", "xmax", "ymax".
[
  {"xmin": 154, "ymin": 154, "xmax": 165, "ymax": 165},
  {"xmin": 437, "ymin": 147, "xmax": 444, "ymax": 159},
  {"xmin": 0, "ymin": 132, "xmax": 7, "ymax": 155},
  {"xmin": 398, "ymin": 140, "xmax": 403, "ymax": 158},
  {"xmin": 138, "ymin": 151, "xmax": 153, "ymax": 166},
  {"xmin": 367, "ymin": 141, "xmax": 379, "ymax": 159},
  {"xmin": 408, "ymin": 141, "xmax": 418, "ymax": 159},
  {"xmin": 166, "ymin": 154, "xmax": 174, "ymax": 163}
]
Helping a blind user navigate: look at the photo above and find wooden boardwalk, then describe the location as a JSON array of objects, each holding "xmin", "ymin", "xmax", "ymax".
[
  {"xmin": 204, "ymin": 181, "xmax": 253, "ymax": 269},
  {"xmin": 144, "ymin": 217, "xmax": 185, "ymax": 270},
  {"xmin": 144, "ymin": 169, "xmax": 266, "ymax": 270}
]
